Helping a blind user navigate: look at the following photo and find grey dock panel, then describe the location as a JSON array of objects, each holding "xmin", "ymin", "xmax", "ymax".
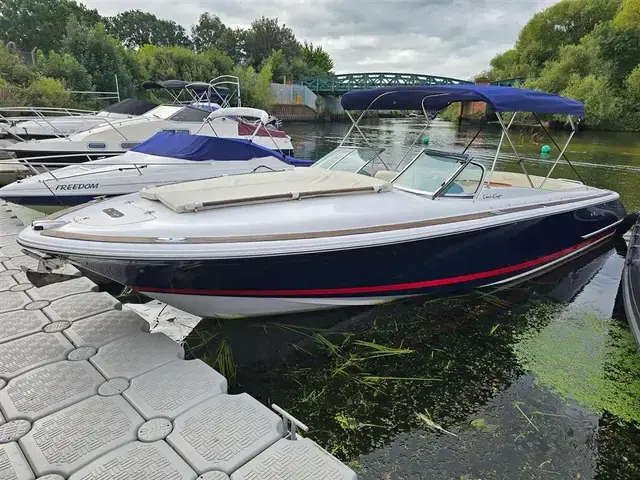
[
  {"xmin": 68, "ymin": 441, "xmax": 197, "ymax": 480},
  {"xmin": 167, "ymin": 393, "xmax": 284, "ymax": 475},
  {"xmin": 124, "ymin": 359, "xmax": 227, "ymax": 420},
  {"xmin": 0, "ymin": 360, "xmax": 104, "ymax": 421},
  {"xmin": 0, "ymin": 442, "xmax": 34, "ymax": 480},
  {"xmin": 26, "ymin": 277, "xmax": 97, "ymax": 302},
  {"xmin": 0, "ymin": 310, "xmax": 50, "ymax": 345},
  {"xmin": 43, "ymin": 292, "xmax": 120, "ymax": 323},
  {"xmin": 90, "ymin": 333, "xmax": 183, "ymax": 380},
  {"xmin": 0, "ymin": 291, "xmax": 32, "ymax": 314},
  {"xmin": 0, "ymin": 333, "xmax": 74, "ymax": 379},
  {"xmin": 0, "ymin": 208, "xmax": 358, "ymax": 480},
  {"xmin": 19, "ymin": 395, "xmax": 144, "ymax": 477},
  {"xmin": 0, "ymin": 275, "xmax": 17, "ymax": 292},
  {"xmin": 231, "ymin": 438, "xmax": 358, "ymax": 480},
  {"xmin": 64, "ymin": 310, "xmax": 150, "ymax": 348}
]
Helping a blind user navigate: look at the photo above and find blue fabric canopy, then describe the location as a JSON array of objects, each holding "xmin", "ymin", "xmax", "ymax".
[
  {"xmin": 131, "ymin": 131, "xmax": 314, "ymax": 166},
  {"xmin": 341, "ymin": 85, "xmax": 585, "ymax": 116}
]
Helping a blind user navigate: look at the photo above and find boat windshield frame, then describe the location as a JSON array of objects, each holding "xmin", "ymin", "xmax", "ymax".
[{"xmin": 337, "ymin": 88, "xmax": 584, "ymax": 195}]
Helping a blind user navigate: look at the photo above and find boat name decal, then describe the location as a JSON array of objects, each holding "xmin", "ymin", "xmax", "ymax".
[
  {"xmin": 55, "ymin": 183, "xmax": 99, "ymax": 191},
  {"xmin": 482, "ymin": 193, "xmax": 503, "ymax": 199}
]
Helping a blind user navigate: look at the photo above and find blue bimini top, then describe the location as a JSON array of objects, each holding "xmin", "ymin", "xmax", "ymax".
[
  {"xmin": 132, "ymin": 131, "xmax": 313, "ymax": 166},
  {"xmin": 341, "ymin": 84, "xmax": 585, "ymax": 117}
]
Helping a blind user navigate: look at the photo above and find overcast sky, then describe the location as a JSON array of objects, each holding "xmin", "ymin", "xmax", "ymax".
[{"xmin": 81, "ymin": 0, "xmax": 558, "ymax": 79}]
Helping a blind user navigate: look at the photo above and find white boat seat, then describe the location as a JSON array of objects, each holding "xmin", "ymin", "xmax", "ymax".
[
  {"xmin": 374, "ymin": 170, "xmax": 399, "ymax": 182},
  {"xmin": 141, "ymin": 167, "xmax": 393, "ymax": 213},
  {"xmin": 488, "ymin": 171, "xmax": 583, "ymax": 190}
]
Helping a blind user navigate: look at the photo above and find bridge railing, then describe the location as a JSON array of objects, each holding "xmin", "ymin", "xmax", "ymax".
[{"xmin": 296, "ymin": 72, "xmax": 473, "ymax": 95}]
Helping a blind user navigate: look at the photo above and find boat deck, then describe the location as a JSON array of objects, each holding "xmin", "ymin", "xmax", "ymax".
[{"xmin": 0, "ymin": 205, "xmax": 356, "ymax": 479}]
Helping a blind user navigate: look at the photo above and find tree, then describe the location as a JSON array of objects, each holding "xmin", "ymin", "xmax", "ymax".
[
  {"xmin": 231, "ymin": 63, "xmax": 273, "ymax": 110},
  {"xmin": 0, "ymin": 43, "xmax": 35, "ymax": 86},
  {"xmin": 62, "ymin": 19, "xmax": 137, "ymax": 97},
  {"xmin": 137, "ymin": 45, "xmax": 231, "ymax": 82},
  {"xmin": 24, "ymin": 76, "xmax": 72, "ymax": 107},
  {"xmin": 614, "ymin": 0, "xmax": 640, "ymax": 29},
  {"xmin": 0, "ymin": 0, "xmax": 102, "ymax": 53},
  {"xmin": 191, "ymin": 13, "xmax": 245, "ymax": 63},
  {"xmin": 301, "ymin": 41, "xmax": 334, "ymax": 74},
  {"xmin": 243, "ymin": 17, "xmax": 300, "ymax": 68},
  {"xmin": 595, "ymin": 22, "xmax": 640, "ymax": 86},
  {"xmin": 107, "ymin": 10, "xmax": 190, "ymax": 49},
  {"xmin": 513, "ymin": 0, "xmax": 621, "ymax": 73},
  {"xmin": 36, "ymin": 50, "xmax": 92, "ymax": 91},
  {"xmin": 561, "ymin": 74, "xmax": 622, "ymax": 128}
]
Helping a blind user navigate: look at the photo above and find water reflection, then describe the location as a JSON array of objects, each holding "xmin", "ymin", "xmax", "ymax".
[{"xmin": 286, "ymin": 119, "xmax": 640, "ymax": 211}]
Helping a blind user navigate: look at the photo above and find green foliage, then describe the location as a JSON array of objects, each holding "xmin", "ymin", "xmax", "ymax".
[
  {"xmin": 0, "ymin": 0, "xmax": 102, "ymax": 52},
  {"xmin": 24, "ymin": 76, "xmax": 72, "ymax": 106},
  {"xmin": 302, "ymin": 41, "xmax": 334, "ymax": 74},
  {"xmin": 243, "ymin": 17, "xmax": 301, "ymax": 69},
  {"xmin": 231, "ymin": 63, "xmax": 273, "ymax": 110},
  {"xmin": 107, "ymin": 10, "xmax": 190, "ymax": 49},
  {"xmin": 484, "ymin": 0, "xmax": 640, "ymax": 130},
  {"xmin": 0, "ymin": 1, "xmax": 335, "ymax": 110},
  {"xmin": 562, "ymin": 75, "xmax": 622, "ymax": 128},
  {"xmin": 61, "ymin": 19, "xmax": 137, "ymax": 97},
  {"xmin": 138, "ymin": 45, "xmax": 212, "ymax": 82},
  {"xmin": 191, "ymin": 13, "xmax": 244, "ymax": 63},
  {"xmin": 515, "ymin": 0, "xmax": 621, "ymax": 73},
  {"xmin": 614, "ymin": 0, "xmax": 640, "ymax": 28},
  {"xmin": 0, "ymin": 43, "xmax": 35, "ymax": 86},
  {"xmin": 36, "ymin": 50, "xmax": 92, "ymax": 90}
]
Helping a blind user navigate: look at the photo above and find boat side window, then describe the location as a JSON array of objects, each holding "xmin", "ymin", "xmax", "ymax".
[
  {"xmin": 87, "ymin": 142, "xmax": 107, "ymax": 149},
  {"xmin": 167, "ymin": 106, "xmax": 212, "ymax": 123},
  {"xmin": 120, "ymin": 141, "xmax": 141, "ymax": 149},
  {"xmin": 313, "ymin": 147, "xmax": 384, "ymax": 175},
  {"xmin": 161, "ymin": 129, "xmax": 190, "ymax": 135}
]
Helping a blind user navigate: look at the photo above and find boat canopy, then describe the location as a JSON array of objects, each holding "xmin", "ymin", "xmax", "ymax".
[
  {"xmin": 131, "ymin": 131, "xmax": 313, "ymax": 166},
  {"xmin": 341, "ymin": 85, "xmax": 585, "ymax": 116},
  {"xmin": 101, "ymin": 98, "xmax": 157, "ymax": 115}
]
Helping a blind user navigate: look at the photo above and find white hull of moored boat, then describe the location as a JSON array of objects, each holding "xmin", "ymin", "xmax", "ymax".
[{"xmin": 145, "ymin": 292, "xmax": 407, "ymax": 318}]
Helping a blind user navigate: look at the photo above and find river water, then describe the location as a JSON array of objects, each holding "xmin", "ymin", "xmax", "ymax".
[{"xmin": 185, "ymin": 118, "xmax": 640, "ymax": 480}]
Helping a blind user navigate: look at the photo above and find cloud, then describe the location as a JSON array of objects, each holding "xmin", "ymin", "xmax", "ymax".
[{"xmin": 80, "ymin": 0, "xmax": 558, "ymax": 79}]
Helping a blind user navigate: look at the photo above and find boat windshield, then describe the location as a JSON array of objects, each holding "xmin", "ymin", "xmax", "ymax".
[
  {"xmin": 392, "ymin": 150, "xmax": 484, "ymax": 196},
  {"xmin": 312, "ymin": 146, "xmax": 384, "ymax": 174}
]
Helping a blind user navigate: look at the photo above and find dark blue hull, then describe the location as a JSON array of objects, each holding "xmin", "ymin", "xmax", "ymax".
[{"xmin": 66, "ymin": 199, "xmax": 626, "ymax": 302}]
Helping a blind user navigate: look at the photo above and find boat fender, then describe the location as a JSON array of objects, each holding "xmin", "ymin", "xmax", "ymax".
[{"xmin": 616, "ymin": 212, "xmax": 639, "ymax": 236}]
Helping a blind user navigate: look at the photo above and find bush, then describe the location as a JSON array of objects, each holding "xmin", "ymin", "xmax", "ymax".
[{"xmin": 24, "ymin": 77, "xmax": 72, "ymax": 107}]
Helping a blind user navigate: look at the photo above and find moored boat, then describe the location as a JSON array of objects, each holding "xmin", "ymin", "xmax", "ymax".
[{"xmin": 17, "ymin": 85, "xmax": 627, "ymax": 318}]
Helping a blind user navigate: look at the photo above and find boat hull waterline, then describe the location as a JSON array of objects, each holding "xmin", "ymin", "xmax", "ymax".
[{"xmin": 23, "ymin": 198, "xmax": 625, "ymax": 317}]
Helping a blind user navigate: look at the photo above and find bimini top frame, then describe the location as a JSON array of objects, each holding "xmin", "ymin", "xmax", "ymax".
[{"xmin": 338, "ymin": 84, "xmax": 586, "ymax": 195}]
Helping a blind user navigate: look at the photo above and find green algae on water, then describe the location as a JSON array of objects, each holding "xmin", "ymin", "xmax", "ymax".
[{"xmin": 514, "ymin": 308, "xmax": 640, "ymax": 424}]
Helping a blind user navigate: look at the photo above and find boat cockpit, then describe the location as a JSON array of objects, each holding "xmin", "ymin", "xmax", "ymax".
[{"xmin": 314, "ymin": 84, "xmax": 589, "ymax": 200}]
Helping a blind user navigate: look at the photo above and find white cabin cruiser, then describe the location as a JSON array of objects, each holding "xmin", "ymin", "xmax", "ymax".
[
  {"xmin": 2, "ymin": 105, "xmax": 294, "ymax": 163},
  {"xmin": 18, "ymin": 85, "xmax": 628, "ymax": 319},
  {"xmin": 0, "ymin": 131, "xmax": 312, "ymax": 214},
  {"xmin": 1, "ymin": 76, "xmax": 294, "ymax": 163},
  {"xmin": 0, "ymin": 99, "xmax": 157, "ymax": 140}
]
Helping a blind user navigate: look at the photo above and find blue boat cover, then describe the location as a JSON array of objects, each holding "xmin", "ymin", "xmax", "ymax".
[
  {"xmin": 131, "ymin": 131, "xmax": 314, "ymax": 166},
  {"xmin": 341, "ymin": 85, "xmax": 585, "ymax": 116}
]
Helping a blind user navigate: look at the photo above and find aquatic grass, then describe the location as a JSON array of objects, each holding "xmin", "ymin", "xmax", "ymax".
[
  {"xmin": 416, "ymin": 409, "xmax": 458, "ymax": 437},
  {"xmin": 212, "ymin": 337, "xmax": 237, "ymax": 380},
  {"xmin": 514, "ymin": 308, "xmax": 640, "ymax": 424},
  {"xmin": 513, "ymin": 401, "xmax": 540, "ymax": 432}
]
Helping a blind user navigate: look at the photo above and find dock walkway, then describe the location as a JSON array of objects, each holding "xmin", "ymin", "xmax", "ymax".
[{"xmin": 0, "ymin": 204, "xmax": 356, "ymax": 479}]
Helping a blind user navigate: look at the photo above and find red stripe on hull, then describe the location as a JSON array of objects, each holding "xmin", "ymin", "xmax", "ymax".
[{"xmin": 136, "ymin": 230, "xmax": 614, "ymax": 297}]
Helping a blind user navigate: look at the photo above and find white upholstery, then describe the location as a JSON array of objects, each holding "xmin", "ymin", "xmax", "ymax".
[
  {"xmin": 488, "ymin": 171, "xmax": 583, "ymax": 191},
  {"xmin": 374, "ymin": 170, "xmax": 399, "ymax": 182}
]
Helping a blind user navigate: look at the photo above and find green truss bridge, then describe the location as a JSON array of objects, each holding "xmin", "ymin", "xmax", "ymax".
[{"xmin": 295, "ymin": 73, "xmax": 526, "ymax": 95}]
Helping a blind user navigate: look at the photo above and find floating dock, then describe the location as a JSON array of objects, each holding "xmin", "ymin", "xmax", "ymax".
[{"xmin": 0, "ymin": 204, "xmax": 356, "ymax": 479}]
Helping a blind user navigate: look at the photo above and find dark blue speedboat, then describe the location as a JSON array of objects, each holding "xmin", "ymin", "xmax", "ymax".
[{"xmin": 18, "ymin": 85, "xmax": 627, "ymax": 318}]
